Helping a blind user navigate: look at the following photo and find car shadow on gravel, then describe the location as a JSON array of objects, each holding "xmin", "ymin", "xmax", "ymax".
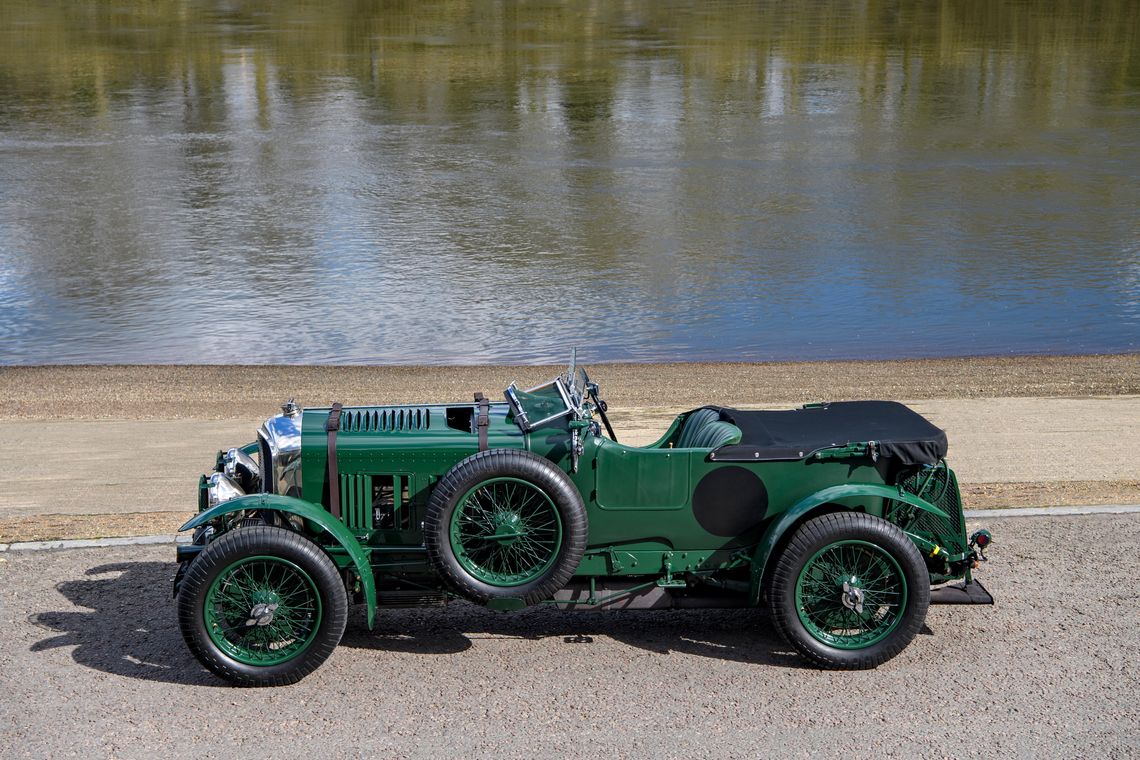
[
  {"xmin": 27, "ymin": 560, "xmax": 809, "ymax": 686},
  {"xmin": 27, "ymin": 561, "xmax": 220, "ymax": 686},
  {"xmin": 341, "ymin": 603, "xmax": 811, "ymax": 668}
]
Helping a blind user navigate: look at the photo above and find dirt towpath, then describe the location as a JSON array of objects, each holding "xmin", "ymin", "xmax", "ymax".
[{"xmin": 1, "ymin": 355, "xmax": 1136, "ymax": 540}]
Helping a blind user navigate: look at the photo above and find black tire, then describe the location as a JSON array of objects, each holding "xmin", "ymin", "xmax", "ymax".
[
  {"xmin": 177, "ymin": 526, "xmax": 348, "ymax": 686},
  {"xmin": 767, "ymin": 512, "xmax": 930, "ymax": 669},
  {"xmin": 424, "ymin": 449, "xmax": 588, "ymax": 606}
]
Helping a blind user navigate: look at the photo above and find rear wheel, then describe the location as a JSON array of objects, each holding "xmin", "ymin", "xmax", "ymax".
[
  {"xmin": 177, "ymin": 526, "xmax": 348, "ymax": 686},
  {"xmin": 424, "ymin": 450, "xmax": 587, "ymax": 605},
  {"xmin": 768, "ymin": 512, "xmax": 929, "ymax": 669}
]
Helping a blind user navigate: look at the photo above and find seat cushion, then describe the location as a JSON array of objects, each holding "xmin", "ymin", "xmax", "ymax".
[
  {"xmin": 677, "ymin": 408, "xmax": 742, "ymax": 449},
  {"xmin": 676, "ymin": 408, "xmax": 721, "ymax": 448},
  {"xmin": 690, "ymin": 420, "xmax": 742, "ymax": 449}
]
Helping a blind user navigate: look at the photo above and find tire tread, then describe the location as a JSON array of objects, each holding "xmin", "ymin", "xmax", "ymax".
[
  {"xmin": 177, "ymin": 526, "xmax": 348, "ymax": 687},
  {"xmin": 767, "ymin": 511, "xmax": 930, "ymax": 670}
]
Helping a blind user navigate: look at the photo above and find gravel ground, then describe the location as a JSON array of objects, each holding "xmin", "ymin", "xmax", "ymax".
[
  {"xmin": 2, "ymin": 354, "xmax": 1137, "ymax": 420},
  {"xmin": 1, "ymin": 513, "xmax": 1136, "ymax": 759}
]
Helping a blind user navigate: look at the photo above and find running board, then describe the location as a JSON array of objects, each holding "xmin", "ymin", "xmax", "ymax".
[{"xmin": 929, "ymin": 579, "xmax": 994, "ymax": 605}]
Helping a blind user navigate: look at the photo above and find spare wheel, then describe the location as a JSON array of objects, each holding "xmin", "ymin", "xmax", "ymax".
[{"xmin": 423, "ymin": 449, "xmax": 587, "ymax": 606}]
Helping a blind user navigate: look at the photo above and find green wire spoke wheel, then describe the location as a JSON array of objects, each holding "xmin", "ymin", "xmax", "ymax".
[
  {"xmin": 449, "ymin": 477, "xmax": 564, "ymax": 586},
  {"xmin": 768, "ymin": 512, "xmax": 930, "ymax": 669},
  {"xmin": 178, "ymin": 526, "xmax": 348, "ymax": 686},
  {"xmin": 425, "ymin": 449, "xmax": 588, "ymax": 606},
  {"xmin": 794, "ymin": 540, "xmax": 907, "ymax": 649},
  {"xmin": 204, "ymin": 555, "xmax": 323, "ymax": 666}
]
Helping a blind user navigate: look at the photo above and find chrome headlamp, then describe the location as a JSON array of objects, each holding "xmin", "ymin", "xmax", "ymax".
[
  {"xmin": 222, "ymin": 447, "xmax": 260, "ymax": 491},
  {"xmin": 206, "ymin": 471, "xmax": 245, "ymax": 509}
]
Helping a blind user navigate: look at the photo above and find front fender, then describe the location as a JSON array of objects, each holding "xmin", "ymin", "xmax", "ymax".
[
  {"xmin": 748, "ymin": 483, "xmax": 951, "ymax": 605},
  {"xmin": 180, "ymin": 494, "xmax": 377, "ymax": 629}
]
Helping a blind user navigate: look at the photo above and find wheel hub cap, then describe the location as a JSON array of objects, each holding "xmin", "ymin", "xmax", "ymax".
[
  {"xmin": 246, "ymin": 602, "xmax": 279, "ymax": 627},
  {"xmin": 840, "ymin": 577, "xmax": 865, "ymax": 614},
  {"xmin": 491, "ymin": 513, "xmax": 522, "ymax": 545}
]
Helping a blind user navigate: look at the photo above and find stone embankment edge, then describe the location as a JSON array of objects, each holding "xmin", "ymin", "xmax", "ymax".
[{"xmin": 1, "ymin": 504, "xmax": 1137, "ymax": 553}]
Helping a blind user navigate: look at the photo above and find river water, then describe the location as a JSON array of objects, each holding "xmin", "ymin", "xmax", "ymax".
[{"xmin": 1, "ymin": 1, "xmax": 1137, "ymax": 365}]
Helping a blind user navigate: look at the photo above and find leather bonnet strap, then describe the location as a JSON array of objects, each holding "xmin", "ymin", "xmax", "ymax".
[
  {"xmin": 325, "ymin": 403, "xmax": 343, "ymax": 519},
  {"xmin": 474, "ymin": 392, "xmax": 490, "ymax": 452}
]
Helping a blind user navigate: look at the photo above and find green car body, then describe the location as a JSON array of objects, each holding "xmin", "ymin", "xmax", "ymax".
[{"xmin": 174, "ymin": 362, "xmax": 991, "ymax": 685}]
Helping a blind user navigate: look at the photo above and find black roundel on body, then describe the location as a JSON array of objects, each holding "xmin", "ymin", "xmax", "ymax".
[{"xmin": 692, "ymin": 466, "xmax": 769, "ymax": 537}]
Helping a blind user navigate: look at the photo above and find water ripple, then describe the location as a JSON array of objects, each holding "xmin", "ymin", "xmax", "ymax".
[{"xmin": 0, "ymin": 0, "xmax": 1137, "ymax": 364}]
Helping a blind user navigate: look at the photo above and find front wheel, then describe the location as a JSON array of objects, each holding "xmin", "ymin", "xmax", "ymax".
[
  {"xmin": 768, "ymin": 512, "xmax": 930, "ymax": 669},
  {"xmin": 177, "ymin": 526, "xmax": 348, "ymax": 686}
]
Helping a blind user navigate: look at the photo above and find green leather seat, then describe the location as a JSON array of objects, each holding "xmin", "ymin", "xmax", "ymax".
[
  {"xmin": 676, "ymin": 408, "xmax": 720, "ymax": 447},
  {"xmin": 676, "ymin": 409, "xmax": 742, "ymax": 449}
]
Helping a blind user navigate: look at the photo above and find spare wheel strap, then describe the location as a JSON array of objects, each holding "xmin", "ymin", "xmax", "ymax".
[
  {"xmin": 475, "ymin": 392, "xmax": 490, "ymax": 451},
  {"xmin": 325, "ymin": 402, "xmax": 343, "ymax": 519}
]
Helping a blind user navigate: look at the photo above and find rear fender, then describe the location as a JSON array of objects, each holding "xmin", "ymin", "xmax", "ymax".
[
  {"xmin": 180, "ymin": 494, "xmax": 377, "ymax": 629},
  {"xmin": 748, "ymin": 483, "xmax": 951, "ymax": 605}
]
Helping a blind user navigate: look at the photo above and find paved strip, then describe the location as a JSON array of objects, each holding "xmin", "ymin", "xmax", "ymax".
[
  {"xmin": 1, "ymin": 534, "xmax": 191, "ymax": 552},
  {"xmin": 3, "ymin": 504, "xmax": 1137, "ymax": 553},
  {"xmin": 964, "ymin": 504, "xmax": 1140, "ymax": 518}
]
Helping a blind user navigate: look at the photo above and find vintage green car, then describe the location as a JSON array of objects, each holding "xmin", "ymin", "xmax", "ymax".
[{"xmin": 174, "ymin": 357, "xmax": 992, "ymax": 686}]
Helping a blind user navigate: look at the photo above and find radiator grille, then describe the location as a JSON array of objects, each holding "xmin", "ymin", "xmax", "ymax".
[
  {"xmin": 341, "ymin": 407, "xmax": 431, "ymax": 433},
  {"xmin": 258, "ymin": 435, "xmax": 273, "ymax": 494}
]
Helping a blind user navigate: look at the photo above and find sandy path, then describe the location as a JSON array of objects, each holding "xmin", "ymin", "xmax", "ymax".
[
  {"xmin": 1, "ymin": 397, "xmax": 1136, "ymax": 540},
  {"xmin": 1, "ymin": 356, "xmax": 1136, "ymax": 539}
]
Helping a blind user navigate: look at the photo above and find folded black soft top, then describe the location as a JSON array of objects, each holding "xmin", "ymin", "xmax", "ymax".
[{"xmin": 709, "ymin": 401, "xmax": 948, "ymax": 465}]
